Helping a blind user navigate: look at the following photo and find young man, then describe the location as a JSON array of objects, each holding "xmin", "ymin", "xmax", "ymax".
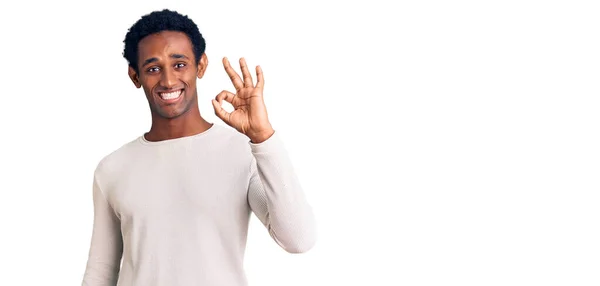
[{"xmin": 81, "ymin": 9, "xmax": 316, "ymax": 286}]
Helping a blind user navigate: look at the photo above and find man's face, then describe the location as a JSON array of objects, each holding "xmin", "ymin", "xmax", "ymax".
[{"xmin": 129, "ymin": 30, "xmax": 207, "ymax": 119}]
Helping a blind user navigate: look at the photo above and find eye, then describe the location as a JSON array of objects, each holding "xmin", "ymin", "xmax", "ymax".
[
  {"xmin": 147, "ymin": 66, "xmax": 160, "ymax": 73},
  {"xmin": 175, "ymin": 63, "xmax": 186, "ymax": 69}
]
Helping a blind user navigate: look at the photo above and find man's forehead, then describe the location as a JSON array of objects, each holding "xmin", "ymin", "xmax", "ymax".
[{"xmin": 138, "ymin": 31, "xmax": 193, "ymax": 56}]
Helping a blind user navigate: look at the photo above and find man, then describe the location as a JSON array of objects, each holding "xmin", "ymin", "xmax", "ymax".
[{"xmin": 81, "ymin": 9, "xmax": 316, "ymax": 286}]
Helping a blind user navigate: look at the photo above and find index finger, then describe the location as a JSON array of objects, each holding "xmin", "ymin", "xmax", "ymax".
[{"xmin": 223, "ymin": 57, "xmax": 243, "ymax": 91}]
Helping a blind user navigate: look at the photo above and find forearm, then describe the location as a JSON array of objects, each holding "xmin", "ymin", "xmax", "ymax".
[
  {"xmin": 82, "ymin": 175, "xmax": 123, "ymax": 285},
  {"xmin": 249, "ymin": 132, "xmax": 317, "ymax": 253}
]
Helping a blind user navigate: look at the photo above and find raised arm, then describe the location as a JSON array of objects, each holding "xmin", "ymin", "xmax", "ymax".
[
  {"xmin": 211, "ymin": 56, "xmax": 316, "ymax": 252},
  {"xmin": 247, "ymin": 132, "xmax": 317, "ymax": 253},
  {"xmin": 81, "ymin": 173, "xmax": 123, "ymax": 286}
]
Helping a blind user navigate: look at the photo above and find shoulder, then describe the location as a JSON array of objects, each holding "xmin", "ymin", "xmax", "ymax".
[
  {"xmin": 93, "ymin": 136, "xmax": 142, "ymax": 181},
  {"xmin": 210, "ymin": 123, "xmax": 285, "ymax": 152},
  {"xmin": 208, "ymin": 123, "xmax": 253, "ymax": 152}
]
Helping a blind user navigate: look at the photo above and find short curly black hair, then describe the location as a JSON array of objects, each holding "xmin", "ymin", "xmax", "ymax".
[{"xmin": 123, "ymin": 9, "xmax": 206, "ymax": 72}]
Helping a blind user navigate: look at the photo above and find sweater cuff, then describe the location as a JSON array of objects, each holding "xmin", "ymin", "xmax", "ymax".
[{"xmin": 249, "ymin": 131, "xmax": 284, "ymax": 154}]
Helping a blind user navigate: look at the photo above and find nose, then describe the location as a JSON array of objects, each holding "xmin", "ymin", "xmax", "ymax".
[{"xmin": 160, "ymin": 67, "xmax": 178, "ymax": 89}]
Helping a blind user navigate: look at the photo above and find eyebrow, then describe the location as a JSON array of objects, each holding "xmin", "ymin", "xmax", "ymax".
[{"xmin": 142, "ymin": 54, "xmax": 190, "ymax": 67}]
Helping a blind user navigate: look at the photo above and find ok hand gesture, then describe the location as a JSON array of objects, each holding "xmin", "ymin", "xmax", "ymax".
[{"xmin": 212, "ymin": 57, "xmax": 275, "ymax": 143}]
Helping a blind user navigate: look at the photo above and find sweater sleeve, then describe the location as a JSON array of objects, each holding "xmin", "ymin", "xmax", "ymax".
[
  {"xmin": 247, "ymin": 131, "xmax": 317, "ymax": 253},
  {"xmin": 81, "ymin": 172, "xmax": 123, "ymax": 286}
]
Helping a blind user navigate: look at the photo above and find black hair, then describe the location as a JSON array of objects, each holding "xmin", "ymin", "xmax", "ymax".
[{"xmin": 123, "ymin": 9, "xmax": 206, "ymax": 72}]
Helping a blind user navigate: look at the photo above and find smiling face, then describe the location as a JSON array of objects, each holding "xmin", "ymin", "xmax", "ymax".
[{"xmin": 128, "ymin": 30, "xmax": 208, "ymax": 119}]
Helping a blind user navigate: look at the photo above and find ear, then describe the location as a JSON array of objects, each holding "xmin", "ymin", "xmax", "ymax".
[
  {"xmin": 197, "ymin": 53, "xmax": 208, "ymax": 79},
  {"xmin": 128, "ymin": 66, "xmax": 142, "ymax": 88}
]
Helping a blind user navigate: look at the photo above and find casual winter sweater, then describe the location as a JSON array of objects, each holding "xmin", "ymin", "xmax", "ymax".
[{"xmin": 81, "ymin": 123, "xmax": 316, "ymax": 286}]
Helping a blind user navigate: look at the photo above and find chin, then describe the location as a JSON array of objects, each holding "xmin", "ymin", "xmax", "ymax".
[
  {"xmin": 156, "ymin": 108, "xmax": 184, "ymax": 119},
  {"xmin": 155, "ymin": 102, "xmax": 193, "ymax": 119}
]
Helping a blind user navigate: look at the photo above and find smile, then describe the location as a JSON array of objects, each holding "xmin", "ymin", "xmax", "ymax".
[{"xmin": 159, "ymin": 90, "xmax": 183, "ymax": 100}]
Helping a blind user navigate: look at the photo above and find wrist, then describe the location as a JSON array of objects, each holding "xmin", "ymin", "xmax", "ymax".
[{"xmin": 249, "ymin": 127, "xmax": 275, "ymax": 143}]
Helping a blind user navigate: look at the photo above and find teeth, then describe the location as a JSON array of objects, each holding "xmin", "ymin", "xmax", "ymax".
[{"xmin": 160, "ymin": 90, "xmax": 182, "ymax": 100}]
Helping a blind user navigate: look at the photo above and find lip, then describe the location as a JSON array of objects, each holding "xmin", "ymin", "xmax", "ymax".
[{"xmin": 156, "ymin": 89, "xmax": 184, "ymax": 104}]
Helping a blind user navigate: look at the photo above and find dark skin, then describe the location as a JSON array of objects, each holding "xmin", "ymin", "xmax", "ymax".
[{"xmin": 128, "ymin": 30, "xmax": 275, "ymax": 143}]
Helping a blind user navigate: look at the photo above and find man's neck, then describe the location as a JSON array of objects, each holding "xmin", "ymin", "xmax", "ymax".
[{"xmin": 145, "ymin": 107, "xmax": 213, "ymax": 142}]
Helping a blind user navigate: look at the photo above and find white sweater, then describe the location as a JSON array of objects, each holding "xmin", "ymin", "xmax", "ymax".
[{"xmin": 81, "ymin": 124, "xmax": 316, "ymax": 286}]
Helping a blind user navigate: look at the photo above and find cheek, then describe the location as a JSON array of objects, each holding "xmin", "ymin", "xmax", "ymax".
[
  {"xmin": 182, "ymin": 73, "xmax": 197, "ymax": 88},
  {"xmin": 141, "ymin": 78, "xmax": 158, "ymax": 92},
  {"xmin": 142, "ymin": 83, "xmax": 152, "ymax": 93}
]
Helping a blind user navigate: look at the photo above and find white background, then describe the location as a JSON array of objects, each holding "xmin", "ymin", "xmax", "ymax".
[{"xmin": 0, "ymin": 0, "xmax": 598, "ymax": 285}]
